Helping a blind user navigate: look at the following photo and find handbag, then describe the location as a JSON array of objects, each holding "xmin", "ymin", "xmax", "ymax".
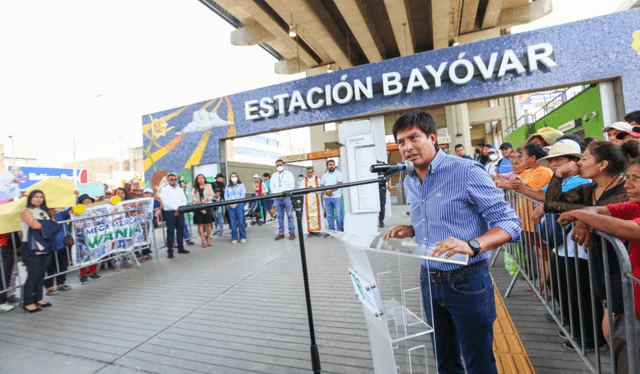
[{"xmin": 64, "ymin": 234, "xmax": 75, "ymax": 246}]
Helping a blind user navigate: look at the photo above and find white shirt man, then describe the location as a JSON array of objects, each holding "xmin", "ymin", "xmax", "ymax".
[
  {"xmin": 272, "ymin": 159, "xmax": 297, "ymax": 240},
  {"xmin": 320, "ymin": 159, "xmax": 344, "ymax": 232},
  {"xmin": 158, "ymin": 173, "xmax": 189, "ymax": 257}
]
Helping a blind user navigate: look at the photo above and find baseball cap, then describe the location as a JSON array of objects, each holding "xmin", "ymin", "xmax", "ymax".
[
  {"xmin": 499, "ymin": 142, "xmax": 512, "ymax": 149},
  {"xmin": 143, "ymin": 188, "xmax": 153, "ymax": 194},
  {"xmin": 488, "ymin": 147, "xmax": 498, "ymax": 153},
  {"xmin": 616, "ymin": 126, "xmax": 640, "ymax": 139},
  {"xmin": 215, "ymin": 173, "xmax": 225, "ymax": 178},
  {"xmin": 253, "ymin": 174, "xmax": 260, "ymax": 179},
  {"xmin": 603, "ymin": 121, "xmax": 633, "ymax": 132}
]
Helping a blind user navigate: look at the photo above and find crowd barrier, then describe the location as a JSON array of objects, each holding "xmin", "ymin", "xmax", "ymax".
[
  {"xmin": 0, "ymin": 206, "xmax": 160, "ymax": 301},
  {"xmin": 493, "ymin": 189, "xmax": 639, "ymax": 374}
]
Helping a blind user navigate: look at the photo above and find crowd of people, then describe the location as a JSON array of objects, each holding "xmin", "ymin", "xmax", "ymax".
[
  {"xmin": 470, "ymin": 111, "xmax": 639, "ymax": 371},
  {"xmin": 0, "ymin": 158, "xmax": 348, "ymax": 314}
]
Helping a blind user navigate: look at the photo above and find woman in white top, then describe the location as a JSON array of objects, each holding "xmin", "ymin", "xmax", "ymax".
[{"xmin": 19, "ymin": 190, "xmax": 54, "ymax": 313}]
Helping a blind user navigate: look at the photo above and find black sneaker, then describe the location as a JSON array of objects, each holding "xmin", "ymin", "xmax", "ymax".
[
  {"xmin": 177, "ymin": 250, "xmax": 190, "ymax": 254},
  {"xmin": 6, "ymin": 296, "xmax": 19, "ymax": 303},
  {"xmin": 80, "ymin": 276, "xmax": 89, "ymax": 285},
  {"xmin": 378, "ymin": 222, "xmax": 384, "ymax": 228},
  {"xmin": 89, "ymin": 273, "xmax": 102, "ymax": 280},
  {"xmin": 563, "ymin": 339, "xmax": 607, "ymax": 352}
]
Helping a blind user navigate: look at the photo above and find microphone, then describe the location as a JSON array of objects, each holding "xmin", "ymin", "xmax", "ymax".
[{"xmin": 369, "ymin": 161, "xmax": 414, "ymax": 175}]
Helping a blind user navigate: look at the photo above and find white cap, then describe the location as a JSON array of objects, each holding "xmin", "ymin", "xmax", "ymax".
[
  {"xmin": 143, "ymin": 188, "xmax": 153, "ymax": 194},
  {"xmin": 253, "ymin": 174, "xmax": 260, "ymax": 178},
  {"xmin": 603, "ymin": 121, "xmax": 632, "ymax": 132}
]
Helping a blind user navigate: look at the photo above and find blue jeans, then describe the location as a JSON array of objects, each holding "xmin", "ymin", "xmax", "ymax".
[
  {"xmin": 274, "ymin": 197, "xmax": 295, "ymax": 234},
  {"xmin": 228, "ymin": 204, "xmax": 246, "ymax": 241},
  {"xmin": 214, "ymin": 212, "xmax": 224, "ymax": 232},
  {"xmin": 421, "ymin": 263, "xmax": 497, "ymax": 374},
  {"xmin": 325, "ymin": 197, "xmax": 343, "ymax": 231},
  {"xmin": 163, "ymin": 211, "xmax": 184, "ymax": 254},
  {"xmin": 182, "ymin": 219, "xmax": 191, "ymax": 241}
]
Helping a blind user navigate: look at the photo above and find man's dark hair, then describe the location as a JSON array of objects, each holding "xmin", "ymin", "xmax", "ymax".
[
  {"xmin": 557, "ymin": 133, "xmax": 584, "ymax": 152},
  {"xmin": 582, "ymin": 137, "xmax": 598, "ymax": 149},
  {"xmin": 476, "ymin": 142, "xmax": 484, "ymax": 148},
  {"xmin": 454, "ymin": 144, "xmax": 463, "ymax": 149},
  {"xmin": 298, "ymin": 174, "xmax": 303, "ymax": 178},
  {"xmin": 392, "ymin": 110, "xmax": 439, "ymax": 149},
  {"xmin": 326, "ymin": 159, "xmax": 336, "ymax": 166},
  {"xmin": 263, "ymin": 173, "xmax": 270, "ymax": 178},
  {"xmin": 523, "ymin": 143, "xmax": 547, "ymax": 161},
  {"xmin": 624, "ymin": 110, "xmax": 640, "ymax": 124},
  {"xmin": 275, "ymin": 159, "xmax": 284, "ymax": 165},
  {"xmin": 484, "ymin": 144, "xmax": 493, "ymax": 149}
]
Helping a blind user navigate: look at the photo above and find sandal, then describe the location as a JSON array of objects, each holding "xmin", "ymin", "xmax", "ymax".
[
  {"xmin": 534, "ymin": 294, "xmax": 551, "ymax": 302},
  {"xmin": 113, "ymin": 267, "xmax": 121, "ymax": 272},
  {"xmin": 56, "ymin": 285, "xmax": 71, "ymax": 291},
  {"xmin": 126, "ymin": 264, "xmax": 135, "ymax": 269},
  {"xmin": 46, "ymin": 289, "xmax": 58, "ymax": 296}
]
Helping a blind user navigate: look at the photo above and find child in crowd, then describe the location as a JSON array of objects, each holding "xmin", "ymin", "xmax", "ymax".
[{"xmin": 212, "ymin": 189, "xmax": 225, "ymax": 236}]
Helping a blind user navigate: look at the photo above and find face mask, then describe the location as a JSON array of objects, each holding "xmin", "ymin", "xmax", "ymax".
[
  {"xmin": 277, "ymin": 166, "xmax": 284, "ymax": 172},
  {"xmin": 489, "ymin": 154, "xmax": 498, "ymax": 161},
  {"xmin": 231, "ymin": 177, "xmax": 238, "ymax": 183}
]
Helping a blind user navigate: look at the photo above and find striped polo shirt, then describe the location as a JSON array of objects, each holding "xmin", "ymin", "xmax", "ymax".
[{"xmin": 404, "ymin": 150, "xmax": 521, "ymax": 270}]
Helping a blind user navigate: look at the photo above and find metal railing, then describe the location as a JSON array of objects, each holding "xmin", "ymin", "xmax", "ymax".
[
  {"xmin": 494, "ymin": 189, "xmax": 639, "ymax": 373},
  {"xmin": 0, "ymin": 206, "xmax": 159, "ymax": 302}
]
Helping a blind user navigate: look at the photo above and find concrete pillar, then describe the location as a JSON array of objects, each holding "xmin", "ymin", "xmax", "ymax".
[{"xmin": 445, "ymin": 104, "xmax": 472, "ymax": 155}]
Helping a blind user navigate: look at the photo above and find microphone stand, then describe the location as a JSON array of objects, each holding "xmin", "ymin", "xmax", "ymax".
[{"xmin": 178, "ymin": 174, "xmax": 392, "ymax": 373}]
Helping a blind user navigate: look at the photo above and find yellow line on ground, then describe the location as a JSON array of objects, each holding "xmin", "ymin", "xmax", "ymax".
[{"xmin": 493, "ymin": 283, "xmax": 536, "ymax": 374}]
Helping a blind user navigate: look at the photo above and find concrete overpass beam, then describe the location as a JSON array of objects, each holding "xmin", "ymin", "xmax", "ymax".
[
  {"xmin": 481, "ymin": 0, "xmax": 505, "ymax": 29},
  {"xmin": 383, "ymin": 0, "xmax": 415, "ymax": 56},
  {"xmin": 459, "ymin": 0, "xmax": 481, "ymax": 34},
  {"xmin": 334, "ymin": 0, "xmax": 386, "ymax": 62},
  {"xmin": 275, "ymin": 57, "xmax": 309, "ymax": 75},
  {"xmin": 431, "ymin": 0, "xmax": 450, "ymax": 49},
  {"xmin": 230, "ymin": 22, "xmax": 275, "ymax": 46},
  {"xmin": 497, "ymin": 0, "xmax": 553, "ymax": 28}
]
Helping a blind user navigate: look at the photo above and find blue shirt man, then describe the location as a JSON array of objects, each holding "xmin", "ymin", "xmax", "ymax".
[{"xmin": 384, "ymin": 111, "xmax": 520, "ymax": 374}]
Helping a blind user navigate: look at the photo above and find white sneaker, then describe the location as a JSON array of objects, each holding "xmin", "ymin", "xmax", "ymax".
[
  {"xmin": 0, "ymin": 303, "xmax": 15, "ymax": 312},
  {"xmin": 240, "ymin": 239, "xmax": 246, "ymax": 243},
  {"xmin": 231, "ymin": 240, "xmax": 237, "ymax": 244}
]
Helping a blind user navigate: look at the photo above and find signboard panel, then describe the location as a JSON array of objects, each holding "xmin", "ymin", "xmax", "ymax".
[
  {"xmin": 346, "ymin": 134, "xmax": 379, "ymax": 214},
  {"xmin": 8, "ymin": 166, "xmax": 87, "ymax": 188}
]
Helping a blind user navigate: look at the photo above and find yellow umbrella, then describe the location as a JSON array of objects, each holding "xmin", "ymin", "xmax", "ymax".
[{"xmin": 0, "ymin": 178, "xmax": 77, "ymax": 235}]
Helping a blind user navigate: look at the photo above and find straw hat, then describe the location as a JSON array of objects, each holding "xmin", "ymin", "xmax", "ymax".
[
  {"xmin": 532, "ymin": 127, "xmax": 563, "ymax": 145},
  {"xmin": 536, "ymin": 142, "xmax": 583, "ymax": 168}
]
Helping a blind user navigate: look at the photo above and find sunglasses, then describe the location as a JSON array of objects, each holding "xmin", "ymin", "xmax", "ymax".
[{"xmin": 169, "ymin": 178, "xmax": 178, "ymax": 181}]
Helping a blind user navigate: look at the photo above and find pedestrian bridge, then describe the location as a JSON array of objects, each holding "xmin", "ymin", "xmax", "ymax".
[{"xmin": 0, "ymin": 205, "xmax": 610, "ymax": 373}]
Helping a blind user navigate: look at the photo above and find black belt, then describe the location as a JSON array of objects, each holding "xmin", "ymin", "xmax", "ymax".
[{"xmin": 424, "ymin": 260, "xmax": 487, "ymax": 284}]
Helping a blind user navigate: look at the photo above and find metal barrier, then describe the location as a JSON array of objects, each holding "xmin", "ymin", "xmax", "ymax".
[
  {"xmin": 0, "ymin": 206, "xmax": 158, "ymax": 302},
  {"xmin": 497, "ymin": 189, "xmax": 639, "ymax": 373}
]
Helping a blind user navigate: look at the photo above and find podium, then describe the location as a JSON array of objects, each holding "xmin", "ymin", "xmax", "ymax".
[{"xmin": 328, "ymin": 232, "xmax": 469, "ymax": 374}]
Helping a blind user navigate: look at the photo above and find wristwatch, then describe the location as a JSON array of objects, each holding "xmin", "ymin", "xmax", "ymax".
[{"xmin": 467, "ymin": 239, "xmax": 481, "ymax": 257}]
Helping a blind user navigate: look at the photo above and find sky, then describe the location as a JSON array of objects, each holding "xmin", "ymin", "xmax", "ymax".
[{"xmin": 0, "ymin": 0, "xmax": 625, "ymax": 168}]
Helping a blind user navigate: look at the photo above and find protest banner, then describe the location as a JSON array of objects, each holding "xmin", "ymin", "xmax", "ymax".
[{"xmin": 71, "ymin": 197, "xmax": 154, "ymax": 267}]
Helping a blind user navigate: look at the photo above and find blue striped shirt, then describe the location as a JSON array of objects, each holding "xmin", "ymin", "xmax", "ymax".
[{"xmin": 404, "ymin": 150, "xmax": 521, "ymax": 270}]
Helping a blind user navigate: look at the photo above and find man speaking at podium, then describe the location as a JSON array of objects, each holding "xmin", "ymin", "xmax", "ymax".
[{"xmin": 384, "ymin": 111, "xmax": 520, "ymax": 374}]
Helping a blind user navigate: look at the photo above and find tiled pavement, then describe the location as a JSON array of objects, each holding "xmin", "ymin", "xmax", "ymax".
[{"xmin": 0, "ymin": 205, "xmax": 601, "ymax": 373}]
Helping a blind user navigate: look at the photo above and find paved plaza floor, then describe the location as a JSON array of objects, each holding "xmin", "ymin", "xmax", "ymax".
[{"xmin": 0, "ymin": 205, "xmax": 602, "ymax": 373}]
